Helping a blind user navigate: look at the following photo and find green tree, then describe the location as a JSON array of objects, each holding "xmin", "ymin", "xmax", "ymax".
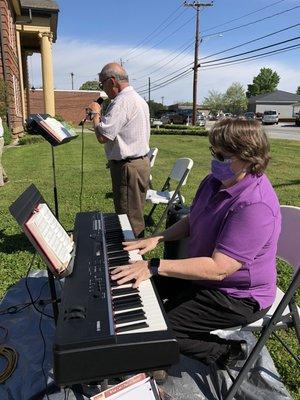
[
  {"xmin": 224, "ymin": 82, "xmax": 247, "ymax": 116},
  {"xmin": 246, "ymin": 67, "xmax": 280, "ymax": 98},
  {"xmin": 296, "ymin": 86, "xmax": 300, "ymax": 95},
  {"xmin": 148, "ymin": 100, "xmax": 166, "ymax": 118},
  {"xmin": 203, "ymin": 90, "xmax": 224, "ymax": 116},
  {"xmin": 79, "ymin": 80, "xmax": 100, "ymax": 90}
]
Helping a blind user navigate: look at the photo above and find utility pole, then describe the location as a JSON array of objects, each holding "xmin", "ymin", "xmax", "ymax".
[
  {"xmin": 161, "ymin": 96, "xmax": 164, "ymax": 106},
  {"xmin": 70, "ymin": 72, "xmax": 74, "ymax": 90},
  {"xmin": 184, "ymin": 1, "xmax": 213, "ymax": 125}
]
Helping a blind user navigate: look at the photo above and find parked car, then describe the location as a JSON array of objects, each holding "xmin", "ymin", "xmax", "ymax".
[
  {"xmin": 196, "ymin": 115, "xmax": 206, "ymax": 127},
  {"xmin": 262, "ymin": 110, "xmax": 279, "ymax": 125},
  {"xmin": 244, "ymin": 112, "xmax": 256, "ymax": 120},
  {"xmin": 295, "ymin": 113, "xmax": 300, "ymax": 127}
]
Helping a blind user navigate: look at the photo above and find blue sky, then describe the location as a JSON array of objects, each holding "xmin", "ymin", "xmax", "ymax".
[{"xmin": 31, "ymin": 0, "xmax": 300, "ymax": 104}]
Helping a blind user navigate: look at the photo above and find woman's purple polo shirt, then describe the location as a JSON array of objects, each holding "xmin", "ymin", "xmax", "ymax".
[{"xmin": 188, "ymin": 173, "xmax": 281, "ymax": 310}]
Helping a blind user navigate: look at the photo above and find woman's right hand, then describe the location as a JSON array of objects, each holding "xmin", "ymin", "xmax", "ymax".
[{"xmin": 122, "ymin": 236, "xmax": 162, "ymax": 256}]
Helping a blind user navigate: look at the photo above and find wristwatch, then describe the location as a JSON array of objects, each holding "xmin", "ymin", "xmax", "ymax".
[{"xmin": 149, "ymin": 258, "xmax": 160, "ymax": 276}]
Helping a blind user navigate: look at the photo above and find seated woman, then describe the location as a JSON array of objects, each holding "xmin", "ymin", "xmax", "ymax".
[{"xmin": 111, "ymin": 118, "xmax": 281, "ymax": 367}]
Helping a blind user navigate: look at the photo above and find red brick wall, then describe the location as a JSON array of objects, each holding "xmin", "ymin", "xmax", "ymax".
[
  {"xmin": 0, "ymin": 0, "xmax": 24, "ymax": 137},
  {"xmin": 29, "ymin": 90, "xmax": 103, "ymax": 124}
]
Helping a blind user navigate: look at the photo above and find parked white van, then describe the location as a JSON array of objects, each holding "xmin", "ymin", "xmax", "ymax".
[{"xmin": 262, "ymin": 110, "xmax": 279, "ymax": 125}]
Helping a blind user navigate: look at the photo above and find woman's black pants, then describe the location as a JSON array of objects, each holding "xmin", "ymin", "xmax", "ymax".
[{"xmin": 153, "ymin": 276, "xmax": 269, "ymax": 365}]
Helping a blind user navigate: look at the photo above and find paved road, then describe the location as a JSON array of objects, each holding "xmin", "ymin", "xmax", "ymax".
[{"xmin": 205, "ymin": 121, "xmax": 300, "ymax": 141}]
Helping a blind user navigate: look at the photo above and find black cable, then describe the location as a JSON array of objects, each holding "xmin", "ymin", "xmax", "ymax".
[
  {"xmin": 0, "ymin": 280, "xmax": 49, "ymax": 316},
  {"xmin": 38, "ymin": 306, "xmax": 50, "ymax": 400},
  {"xmin": 201, "ymin": 4, "xmax": 300, "ymax": 39},
  {"xmin": 24, "ymin": 253, "xmax": 54, "ymax": 319},
  {"xmin": 0, "ymin": 345, "xmax": 18, "ymax": 383},
  {"xmin": 201, "ymin": 0, "xmax": 287, "ymax": 34},
  {"xmin": 79, "ymin": 122, "xmax": 85, "ymax": 212}
]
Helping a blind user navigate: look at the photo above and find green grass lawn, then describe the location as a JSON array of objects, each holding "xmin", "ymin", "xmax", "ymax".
[{"xmin": 0, "ymin": 132, "xmax": 299, "ymax": 398}]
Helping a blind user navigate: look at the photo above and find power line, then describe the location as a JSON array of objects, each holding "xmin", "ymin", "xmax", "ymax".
[
  {"xmin": 200, "ymin": 35, "xmax": 300, "ymax": 66},
  {"xmin": 134, "ymin": 41, "xmax": 194, "ymax": 83},
  {"xmin": 199, "ymin": 22, "xmax": 300, "ymax": 62},
  {"xmin": 136, "ymin": 42, "xmax": 300, "ymax": 95},
  {"xmin": 126, "ymin": 14, "xmax": 195, "ymax": 62},
  {"xmin": 138, "ymin": 68, "xmax": 193, "ymax": 95},
  {"xmin": 201, "ymin": 0, "xmax": 287, "ymax": 34},
  {"xmin": 200, "ymin": 43, "xmax": 300, "ymax": 69},
  {"xmin": 121, "ymin": 4, "xmax": 184, "ymax": 59},
  {"xmin": 201, "ymin": 4, "xmax": 300, "ymax": 39},
  {"xmin": 135, "ymin": 61, "xmax": 193, "ymax": 91}
]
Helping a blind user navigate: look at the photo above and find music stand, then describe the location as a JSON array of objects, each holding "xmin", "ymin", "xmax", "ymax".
[
  {"xmin": 9, "ymin": 184, "xmax": 66, "ymax": 323},
  {"xmin": 27, "ymin": 114, "xmax": 78, "ymax": 220}
]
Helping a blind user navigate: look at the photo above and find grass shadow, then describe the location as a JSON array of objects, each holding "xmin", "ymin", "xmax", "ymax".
[
  {"xmin": 0, "ymin": 230, "xmax": 34, "ymax": 254},
  {"xmin": 105, "ymin": 192, "xmax": 114, "ymax": 199},
  {"xmin": 273, "ymin": 179, "xmax": 300, "ymax": 189}
]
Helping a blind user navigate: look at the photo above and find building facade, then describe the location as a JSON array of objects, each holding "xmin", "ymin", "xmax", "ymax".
[
  {"xmin": 29, "ymin": 89, "xmax": 107, "ymax": 124},
  {"xmin": 0, "ymin": 0, "xmax": 59, "ymax": 140},
  {"xmin": 248, "ymin": 90, "xmax": 300, "ymax": 120}
]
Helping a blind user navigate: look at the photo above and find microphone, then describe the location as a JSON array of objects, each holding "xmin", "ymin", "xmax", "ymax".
[{"xmin": 79, "ymin": 97, "xmax": 104, "ymax": 126}]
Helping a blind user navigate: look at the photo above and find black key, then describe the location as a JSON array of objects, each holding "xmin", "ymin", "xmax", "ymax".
[
  {"xmin": 115, "ymin": 310, "xmax": 146, "ymax": 324},
  {"xmin": 113, "ymin": 301, "xmax": 143, "ymax": 312},
  {"xmin": 116, "ymin": 322, "xmax": 149, "ymax": 333},
  {"xmin": 113, "ymin": 294, "xmax": 141, "ymax": 305},
  {"xmin": 110, "ymin": 279, "xmax": 135, "ymax": 287},
  {"xmin": 112, "ymin": 287, "xmax": 139, "ymax": 296}
]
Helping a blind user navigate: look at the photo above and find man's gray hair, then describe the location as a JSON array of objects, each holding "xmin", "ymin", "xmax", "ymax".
[{"xmin": 101, "ymin": 67, "xmax": 129, "ymax": 82}]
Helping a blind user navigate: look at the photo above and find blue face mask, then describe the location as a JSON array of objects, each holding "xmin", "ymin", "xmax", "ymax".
[{"xmin": 211, "ymin": 158, "xmax": 235, "ymax": 182}]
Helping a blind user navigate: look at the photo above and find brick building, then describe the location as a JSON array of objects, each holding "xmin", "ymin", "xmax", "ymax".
[
  {"xmin": 0, "ymin": 0, "xmax": 59, "ymax": 140},
  {"xmin": 29, "ymin": 89, "xmax": 107, "ymax": 124}
]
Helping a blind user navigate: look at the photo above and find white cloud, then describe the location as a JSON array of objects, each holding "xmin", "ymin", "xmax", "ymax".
[{"xmin": 30, "ymin": 37, "xmax": 299, "ymax": 105}]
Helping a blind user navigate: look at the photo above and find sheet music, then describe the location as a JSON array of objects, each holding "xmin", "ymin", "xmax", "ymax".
[
  {"xmin": 25, "ymin": 203, "xmax": 73, "ymax": 273},
  {"xmin": 43, "ymin": 116, "xmax": 76, "ymax": 139}
]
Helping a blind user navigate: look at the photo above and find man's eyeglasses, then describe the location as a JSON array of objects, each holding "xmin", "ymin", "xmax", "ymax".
[
  {"xmin": 99, "ymin": 76, "xmax": 112, "ymax": 87},
  {"xmin": 209, "ymin": 146, "xmax": 231, "ymax": 162}
]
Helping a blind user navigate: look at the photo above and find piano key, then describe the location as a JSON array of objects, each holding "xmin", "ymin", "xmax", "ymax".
[
  {"xmin": 112, "ymin": 287, "xmax": 139, "ymax": 296},
  {"xmin": 112, "ymin": 294, "xmax": 141, "ymax": 305},
  {"xmin": 114, "ymin": 310, "xmax": 146, "ymax": 324},
  {"xmin": 115, "ymin": 322, "xmax": 149, "ymax": 334},
  {"xmin": 113, "ymin": 301, "xmax": 143, "ymax": 312}
]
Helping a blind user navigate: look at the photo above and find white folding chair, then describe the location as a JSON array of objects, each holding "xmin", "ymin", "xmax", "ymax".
[
  {"xmin": 214, "ymin": 205, "xmax": 300, "ymax": 399},
  {"xmin": 146, "ymin": 157, "xmax": 193, "ymax": 234},
  {"xmin": 148, "ymin": 148, "xmax": 158, "ymax": 189}
]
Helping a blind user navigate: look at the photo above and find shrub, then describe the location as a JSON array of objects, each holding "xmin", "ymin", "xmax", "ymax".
[
  {"xmin": 151, "ymin": 128, "xmax": 208, "ymax": 136},
  {"xmin": 18, "ymin": 134, "xmax": 44, "ymax": 146},
  {"xmin": 3, "ymin": 120, "xmax": 12, "ymax": 145}
]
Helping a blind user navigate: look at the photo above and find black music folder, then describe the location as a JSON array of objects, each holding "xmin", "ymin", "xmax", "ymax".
[
  {"xmin": 9, "ymin": 184, "xmax": 74, "ymax": 278},
  {"xmin": 27, "ymin": 114, "xmax": 77, "ymax": 146}
]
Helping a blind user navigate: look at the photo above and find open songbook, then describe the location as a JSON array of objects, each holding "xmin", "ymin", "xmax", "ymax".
[
  {"xmin": 27, "ymin": 114, "xmax": 77, "ymax": 146},
  {"xmin": 24, "ymin": 203, "xmax": 74, "ymax": 277}
]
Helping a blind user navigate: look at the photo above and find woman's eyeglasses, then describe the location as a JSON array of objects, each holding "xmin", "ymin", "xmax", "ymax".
[{"xmin": 209, "ymin": 146, "xmax": 227, "ymax": 162}]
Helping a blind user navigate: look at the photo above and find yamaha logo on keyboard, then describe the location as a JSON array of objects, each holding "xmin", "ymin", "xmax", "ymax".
[{"xmin": 96, "ymin": 321, "xmax": 101, "ymax": 332}]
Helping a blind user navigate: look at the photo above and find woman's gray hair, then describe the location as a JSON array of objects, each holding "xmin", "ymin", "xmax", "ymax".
[{"xmin": 209, "ymin": 118, "xmax": 270, "ymax": 175}]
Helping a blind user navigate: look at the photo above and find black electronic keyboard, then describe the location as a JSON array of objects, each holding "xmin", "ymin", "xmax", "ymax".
[{"xmin": 53, "ymin": 212, "xmax": 179, "ymax": 386}]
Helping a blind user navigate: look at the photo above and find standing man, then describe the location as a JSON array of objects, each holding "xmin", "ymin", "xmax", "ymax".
[
  {"xmin": 87, "ymin": 63, "xmax": 150, "ymax": 237},
  {"xmin": 0, "ymin": 116, "xmax": 9, "ymax": 187}
]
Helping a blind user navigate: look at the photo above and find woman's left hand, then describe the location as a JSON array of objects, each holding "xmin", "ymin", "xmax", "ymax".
[{"xmin": 110, "ymin": 260, "xmax": 151, "ymax": 288}]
